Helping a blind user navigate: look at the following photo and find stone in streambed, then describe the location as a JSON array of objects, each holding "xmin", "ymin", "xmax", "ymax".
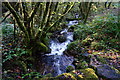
[
  {"xmin": 68, "ymin": 26, "xmax": 74, "ymax": 32},
  {"xmin": 57, "ymin": 35, "xmax": 67, "ymax": 43}
]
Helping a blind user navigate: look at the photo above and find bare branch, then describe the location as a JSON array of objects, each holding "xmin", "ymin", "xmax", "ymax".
[
  {"xmin": 28, "ymin": 2, "xmax": 40, "ymax": 23},
  {"xmin": 0, "ymin": 12, "xmax": 11, "ymax": 24}
]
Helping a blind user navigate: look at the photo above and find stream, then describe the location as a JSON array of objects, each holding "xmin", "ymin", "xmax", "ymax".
[{"xmin": 42, "ymin": 20, "xmax": 78, "ymax": 77}]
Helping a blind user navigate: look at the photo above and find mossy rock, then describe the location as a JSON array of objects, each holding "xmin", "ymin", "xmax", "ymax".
[
  {"xmin": 111, "ymin": 67, "xmax": 120, "ymax": 74},
  {"xmin": 67, "ymin": 40, "xmax": 81, "ymax": 52},
  {"xmin": 96, "ymin": 64, "xmax": 120, "ymax": 79},
  {"xmin": 57, "ymin": 35, "xmax": 67, "ymax": 43},
  {"xmin": 39, "ymin": 68, "xmax": 98, "ymax": 80},
  {"xmin": 79, "ymin": 68, "xmax": 98, "ymax": 79},
  {"xmin": 76, "ymin": 61, "xmax": 88, "ymax": 69},
  {"xmin": 68, "ymin": 26, "xmax": 74, "ymax": 32},
  {"xmin": 66, "ymin": 66, "xmax": 75, "ymax": 72},
  {"xmin": 71, "ymin": 68, "xmax": 98, "ymax": 80},
  {"xmin": 56, "ymin": 73, "xmax": 77, "ymax": 80}
]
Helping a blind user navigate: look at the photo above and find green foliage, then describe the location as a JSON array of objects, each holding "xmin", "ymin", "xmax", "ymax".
[
  {"xmin": 2, "ymin": 23, "xmax": 14, "ymax": 35},
  {"xmin": 73, "ymin": 10, "xmax": 120, "ymax": 50},
  {"xmin": 66, "ymin": 66, "xmax": 74, "ymax": 72},
  {"xmin": 80, "ymin": 61, "xmax": 88, "ymax": 69},
  {"xmin": 73, "ymin": 24, "xmax": 93, "ymax": 40},
  {"xmin": 3, "ymin": 47, "xmax": 28, "ymax": 63},
  {"xmin": 22, "ymin": 72, "xmax": 43, "ymax": 79},
  {"xmin": 67, "ymin": 40, "xmax": 81, "ymax": 53}
]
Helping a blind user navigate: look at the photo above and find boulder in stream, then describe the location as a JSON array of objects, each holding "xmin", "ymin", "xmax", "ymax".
[
  {"xmin": 68, "ymin": 26, "xmax": 74, "ymax": 32},
  {"xmin": 57, "ymin": 35, "xmax": 67, "ymax": 43}
]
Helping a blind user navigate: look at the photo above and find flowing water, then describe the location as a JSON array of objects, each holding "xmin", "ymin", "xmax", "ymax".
[{"xmin": 42, "ymin": 20, "xmax": 78, "ymax": 76}]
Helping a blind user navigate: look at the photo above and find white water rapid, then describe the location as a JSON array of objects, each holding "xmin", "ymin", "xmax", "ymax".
[{"xmin": 44, "ymin": 20, "xmax": 78, "ymax": 76}]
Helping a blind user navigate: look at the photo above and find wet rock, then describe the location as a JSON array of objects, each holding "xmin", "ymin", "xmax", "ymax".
[
  {"xmin": 96, "ymin": 64, "xmax": 120, "ymax": 80},
  {"xmin": 57, "ymin": 35, "xmax": 67, "ymax": 43},
  {"xmin": 42, "ymin": 55, "xmax": 74, "ymax": 77},
  {"xmin": 68, "ymin": 26, "xmax": 74, "ymax": 32}
]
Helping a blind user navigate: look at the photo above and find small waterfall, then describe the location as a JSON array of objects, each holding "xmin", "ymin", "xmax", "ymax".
[{"xmin": 43, "ymin": 20, "xmax": 78, "ymax": 76}]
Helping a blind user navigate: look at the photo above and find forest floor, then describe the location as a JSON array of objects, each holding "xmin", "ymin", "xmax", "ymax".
[{"xmin": 2, "ymin": 6, "xmax": 120, "ymax": 80}]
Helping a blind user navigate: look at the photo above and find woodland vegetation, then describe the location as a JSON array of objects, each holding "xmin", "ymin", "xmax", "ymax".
[{"xmin": 1, "ymin": 1, "xmax": 120, "ymax": 80}]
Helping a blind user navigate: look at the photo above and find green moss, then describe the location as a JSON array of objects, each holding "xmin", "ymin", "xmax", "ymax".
[
  {"xmin": 67, "ymin": 40, "xmax": 81, "ymax": 55},
  {"xmin": 40, "ymin": 68, "xmax": 98, "ymax": 80},
  {"xmin": 66, "ymin": 66, "xmax": 74, "ymax": 72},
  {"xmin": 111, "ymin": 67, "xmax": 120, "ymax": 74},
  {"xmin": 67, "ymin": 40, "xmax": 80, "ymax": 50},
  {"xmin": 76, "ymin": 61, "xmax": 88, "ymax": 69},
  {"xmin": 56, "ymin": 73, "xmax": 77, "ymax": 80},
  {"xmin": 36, "ymin": 42, "xmax": 48, "ymax": 52},
  {"xmin": 80, "ymin": 68, "xmax": 98, "ymax": 79},
  {"xmin": 71, "ymin": 68, "xmax": 98, "ymax": 80},
  {"xmin": 81, "ymin": 61, "xmax": 88, "ymax": 69},
  {"xmin": 92, "ymin": 52, "xmax": 99, "ymax": 55}
]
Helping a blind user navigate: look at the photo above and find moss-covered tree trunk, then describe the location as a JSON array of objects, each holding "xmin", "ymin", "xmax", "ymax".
[{"xmin": 3, "ymin": 2, "xmax": 74, "ymax": 56}]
